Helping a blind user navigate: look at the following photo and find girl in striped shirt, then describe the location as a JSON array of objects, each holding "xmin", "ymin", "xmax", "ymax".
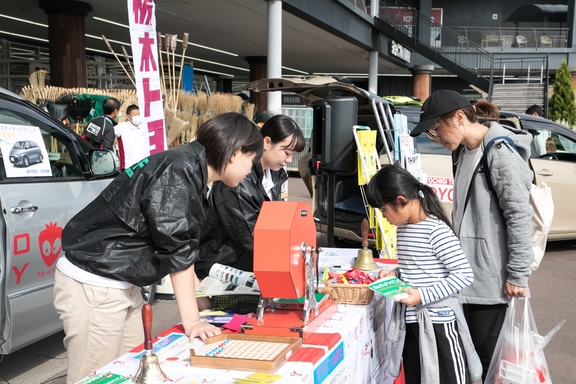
[{"xmin": 367, "ymin": 165, "xmax": 481, "ymax": 384}]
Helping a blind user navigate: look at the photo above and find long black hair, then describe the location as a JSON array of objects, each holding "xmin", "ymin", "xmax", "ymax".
[{"xmin": 366, "ymin": 164, "xmax": 452, "ymax": 230}]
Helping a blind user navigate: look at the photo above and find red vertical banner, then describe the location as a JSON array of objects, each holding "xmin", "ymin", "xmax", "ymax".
[{"xmin": 127, "ymin": 0, "xmax": 166, "ymax": 154}]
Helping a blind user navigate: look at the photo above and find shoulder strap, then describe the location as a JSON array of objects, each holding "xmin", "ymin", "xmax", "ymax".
[{"xmin": 481, "ymin": 136, "xmax": 518, "ymax": 196}]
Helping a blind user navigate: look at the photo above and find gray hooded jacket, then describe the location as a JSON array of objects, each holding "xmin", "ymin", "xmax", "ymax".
[{"xmin": 455, "ymin": 122, "xmax": 534, "ymax": 305}]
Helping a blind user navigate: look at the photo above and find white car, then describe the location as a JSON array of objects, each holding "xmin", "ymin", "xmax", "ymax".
[{"xmin": 0, "ymin": 88, "xmax": 118, "ymax": 354}]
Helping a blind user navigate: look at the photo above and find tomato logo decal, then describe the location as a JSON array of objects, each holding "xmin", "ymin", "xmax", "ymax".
[{"xmin": 39, "ymin": 222, "xmax": 63, "ymax": 267}]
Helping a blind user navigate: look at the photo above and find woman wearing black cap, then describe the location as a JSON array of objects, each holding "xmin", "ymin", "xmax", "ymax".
[{"xmin": 410, "ymin": 90, "xmax": 535, "ymax": 381}]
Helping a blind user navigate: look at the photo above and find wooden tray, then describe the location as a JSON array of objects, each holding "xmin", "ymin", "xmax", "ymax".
[{"xmin": 190, "ymin": 333, "xmax": 302, "ymax": 372}]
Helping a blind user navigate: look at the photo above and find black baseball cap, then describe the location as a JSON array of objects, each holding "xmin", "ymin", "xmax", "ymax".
[{"xmin": 410, "ymin": 90, "xmax": 471, "ymax": 137}]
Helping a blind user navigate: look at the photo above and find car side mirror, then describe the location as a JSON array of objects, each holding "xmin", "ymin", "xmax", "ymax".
[{"xmin": 89, "ymin": 149, "xmax": 120, "ymax": 176}]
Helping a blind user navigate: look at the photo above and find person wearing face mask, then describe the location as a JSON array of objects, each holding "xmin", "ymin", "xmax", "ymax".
[
  {"xmin": 196, "ymin": 114, "xmax": 306, "ymax": 278},
  {"xmin": 114, "ymin": 105, "xmax": 148, "ymax": 170}
]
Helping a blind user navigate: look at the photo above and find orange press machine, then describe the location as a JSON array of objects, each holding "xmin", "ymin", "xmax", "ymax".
[{"xmin": 242, "ymin": 201, "xmax": 338, "ymax": 341}]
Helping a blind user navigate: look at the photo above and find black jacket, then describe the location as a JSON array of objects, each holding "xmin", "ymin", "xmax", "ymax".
[
  {"xmin": 83, "ymin": 115, "xmax": 116, "ymax": 151},
  {"xmin": 62, "ymin": 141, "xmax": 209, "ymax": 286},
  {"xmin": 196, "ymin": 163, "xmax": 288, "ymax": 278}
]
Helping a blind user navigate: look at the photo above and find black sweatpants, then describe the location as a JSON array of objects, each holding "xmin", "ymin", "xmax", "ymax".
[
  {"xmin": 403, "ymin": 321, "xmax": 468, "ymax": 384},
  {"xmin": 462, "ymin": 303, "xmax": 508, "ymax": 383}
]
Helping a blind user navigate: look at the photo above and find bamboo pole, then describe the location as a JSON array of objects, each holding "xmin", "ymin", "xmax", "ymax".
[
  {"xmin": 102, "ymin": 35, "xmax": 136, "ymax": 88},
  {"xmin": 121, "ymin": 46, "xmax": 136, "ymax": 80},
  {"xmin": 175, "ymin": 33, "xmax": 189, "ymax": 110},
  {"xmin": 158, "ymin": 32, "xmax": 167, "ymax": 99},
  {"xmin": 164, "ymin": 34, "xmax": 173, "ymax": 108},
  {"xmin": 170, "ymin": 34, "xmax": 178, "ymax": 109}
]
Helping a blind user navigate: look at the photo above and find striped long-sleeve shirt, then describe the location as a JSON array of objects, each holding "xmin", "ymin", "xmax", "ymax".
[{"xmin": 397, "ymin": 217, "xmax": 474, "ymax": 323}]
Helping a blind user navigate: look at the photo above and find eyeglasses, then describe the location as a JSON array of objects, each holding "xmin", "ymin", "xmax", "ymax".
[{"xmin": 425, "ymin": 120, "xmax": 442, "ymax": 141}]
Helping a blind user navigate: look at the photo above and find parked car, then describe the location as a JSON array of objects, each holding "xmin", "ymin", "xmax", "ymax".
[
  {"xmin": 248, "ymin": 77, "xmax": 576, "ymax": 246},
  {"xmin": 402, "ymin": 106, "xmax": 576, "ymax": 241},
  {"xmin": 9, "ymin": 140, "xmax": 43, "ymax": 167},
  {"xmin": 0, "ymin": 87, "xmax": 118, "ymax": 354}
]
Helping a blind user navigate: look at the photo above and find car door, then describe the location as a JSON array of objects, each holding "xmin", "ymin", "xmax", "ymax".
[
  {"xmin": 0, "ymin": 96, "xmax": 113, "ymax": 353},
  {"xmin": 522, "ymin": 119, "xmax": 576, "ymax": 240}
]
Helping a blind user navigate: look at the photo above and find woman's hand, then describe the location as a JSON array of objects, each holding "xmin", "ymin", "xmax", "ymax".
[
  {"xmin": 505, "ymin": 282, "xmax": 527, "ymax": 298},
  {"xmin": 398, "ymin": 288, "xmax": 422, "ymax": 307},
  {"xmin": 185, "ymin": 319, "xmax": 221, "ymax": 342}
]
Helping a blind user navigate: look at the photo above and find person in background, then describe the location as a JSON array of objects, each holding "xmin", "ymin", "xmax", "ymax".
[
  {"xmin": 196, "ymin": 114, "xmax": 305, "ymax": 278},
  {"xmin": 409, "ymin": 90, "xmax": 534, "ymax": 381},
  {"xmin": 114, "ymin": 104, "xmax": 147, "ymax": 170},
  {"xmin": 369, "ymin": 164, "xmax": 481, "ymax": 384},
  {"xmin": 526, "ymin": 104, "xmax": 543, "ymax": 117},
  {"xmin": 82, "ymin": 97, "xmax": 120, "ymax": 151},
  {"xmin": 53, "ymin": 112, "xmax": 263, "ymax": 384}
]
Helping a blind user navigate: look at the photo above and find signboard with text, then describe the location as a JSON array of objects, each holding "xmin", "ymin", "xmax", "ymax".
[
  {"xmin": 127, "ymin": 0, "xmax": 166, "ymax": 155},
  {"xmin": 0, "ymin": 124, "xmax": 52, "ymax": 177}
]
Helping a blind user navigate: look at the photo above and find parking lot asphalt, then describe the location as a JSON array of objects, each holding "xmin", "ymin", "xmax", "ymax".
[{"xmin": 0, "ymin": 177, "xmax": 574, "ymax": 383}]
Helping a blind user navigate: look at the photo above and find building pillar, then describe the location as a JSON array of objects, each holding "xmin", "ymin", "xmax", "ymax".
[
  {"xmin": 246, "ymin": 56, "xmax": 267, "ymax": 111},
  {"xmin": 368, "ymin": 0, "xmax": 379, "ymax": 94},
  {"xmin": 218, "ymin": 78, "xmax": 232, "ymax": 93},
  {"xmin": 267, "ymin": 0, "xmax": 282, "ymax": 114},
  {"xmin": 410, "ymin": 64, "xmax": 434, "ymax": 102},
  {"xmin": 39, "ymin": 0, "xmax": 92, "ymax": 88},
  {"xmin": 568, "ymin": 0, "xmax": 575, "ymax": 47}
]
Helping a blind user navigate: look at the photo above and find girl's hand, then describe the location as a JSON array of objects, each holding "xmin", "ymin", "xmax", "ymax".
[
  {"xmin": 378, "ymin": 269, "xmax": 397, "ymax": 280},
  {"xmin": 398, "ymin": 288, "xmax": 421, "ymax": 307},
  {"xmin": 185, "ymin": 320, "xmax": 221, "ymax": 342}
]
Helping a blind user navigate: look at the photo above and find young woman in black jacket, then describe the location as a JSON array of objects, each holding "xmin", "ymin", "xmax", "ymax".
[
  {"xmin": 197, "ymin": 114, "xmax": 305, "ymax": 277},
  {"xmin": 53, "ymin": 112, "xmax": 263, "ymax": 384}
]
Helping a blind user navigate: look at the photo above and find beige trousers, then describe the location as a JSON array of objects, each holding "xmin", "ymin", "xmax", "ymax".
[{"xmin": 53, "ymin": 270, "xmax": 145, "ymax": 384}]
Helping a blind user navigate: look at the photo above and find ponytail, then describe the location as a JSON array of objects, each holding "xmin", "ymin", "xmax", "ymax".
[{"xmin": 419, "ymin": 183, "xmax": 453, "ymax": 230}]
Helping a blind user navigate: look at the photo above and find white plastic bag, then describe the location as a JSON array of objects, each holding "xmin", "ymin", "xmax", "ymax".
[
  {"xmin": 529, "ymin": 182, "xmax": 554, "ymax": 270},
  {"xmin": 485, "ymin": 296, "xmax": 564, "ymax": 384}
]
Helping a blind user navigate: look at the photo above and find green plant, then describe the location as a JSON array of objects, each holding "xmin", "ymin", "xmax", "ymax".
[{"xmin": 549, "ymin": 60, "xmax": 576, "ymax": 126}]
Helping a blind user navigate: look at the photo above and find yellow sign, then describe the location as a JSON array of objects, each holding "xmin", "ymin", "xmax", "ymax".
[{"xmin": 356, "ymin": 130, "xmax": 378, "ymax": 185}]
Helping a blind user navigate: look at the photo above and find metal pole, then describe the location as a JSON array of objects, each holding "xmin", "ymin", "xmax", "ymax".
[
  {"xmin": 267, "ymin": 0, "xmax": 282, "ymax": 115},
  {"xmin": 369, "ymin": 51, "xmax": 378, "ymax": 94}
]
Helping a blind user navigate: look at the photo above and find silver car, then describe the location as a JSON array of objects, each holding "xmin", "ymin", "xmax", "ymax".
[
  {"xmin": 9, "ymin": 140, "xmax": 43, "ymax": 167},
  {"xmin": 0, "ymin": 87, "xmax": 118, "ymax": 354}
]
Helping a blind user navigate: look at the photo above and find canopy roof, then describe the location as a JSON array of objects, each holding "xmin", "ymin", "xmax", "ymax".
[{"xmin": 506, "ymin": 4, "xmax": 568, "ymax": 23}]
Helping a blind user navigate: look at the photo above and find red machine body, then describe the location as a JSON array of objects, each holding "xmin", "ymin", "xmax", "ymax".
[
  {"xmin": 253, "ymin": 201, "xmax": 316, "ymax": 299},
  {"xmin": 247, "ymin": 201, "xmax": 338, "ymax": 340}
]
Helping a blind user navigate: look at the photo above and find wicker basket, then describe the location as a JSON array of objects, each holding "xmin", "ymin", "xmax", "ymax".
[{"xmin": 325, "ymin": 282, "xmax": 374, "ymax": 305}]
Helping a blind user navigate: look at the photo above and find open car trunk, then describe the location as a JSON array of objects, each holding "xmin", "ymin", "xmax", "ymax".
[{"xmin": 247, "ymin": 77, "xmax": 397, "ymax": 245}]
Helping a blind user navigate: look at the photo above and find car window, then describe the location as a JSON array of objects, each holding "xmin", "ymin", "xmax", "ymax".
[
  {"xmin": 0, "ymin": 100, "xmax": 83, "ymax": 180},
  {"xmin": 554, "ymin": 133, "xmax": 576, "ymax": 153},
  {"xmin": 522, "ymin": 119, "xmax": 576, "ymax": 162}
]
